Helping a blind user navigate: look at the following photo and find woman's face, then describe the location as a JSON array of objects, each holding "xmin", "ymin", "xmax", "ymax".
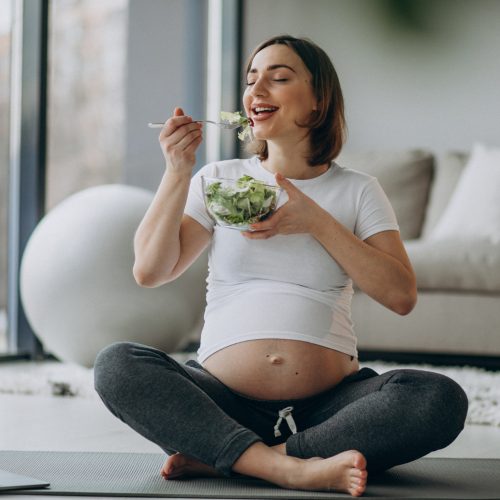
[{"xmin": 243, "ymin": 44, "xmax": 317, "ymax": 142}]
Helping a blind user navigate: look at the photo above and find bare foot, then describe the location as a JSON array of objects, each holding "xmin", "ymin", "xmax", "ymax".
[
  {"xmin": 161, "ymin": 448, "xmax": 367, "ymax": 496},
  {"xmin": 290, "ymin": 450, "xmax": 367, "ymax": 497},
  {"xmin": 160, "ymin": 452, "xmax": 223, "ymax": 479}
]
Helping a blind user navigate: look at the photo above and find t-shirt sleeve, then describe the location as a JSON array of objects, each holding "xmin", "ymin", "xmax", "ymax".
[
  {"xmin": 184, "ymin": 166, "xmax": 215, "ymax": 232},
  {"xmin": 354, "ymin": 177, "xmax": 399, "ymax": 241}
]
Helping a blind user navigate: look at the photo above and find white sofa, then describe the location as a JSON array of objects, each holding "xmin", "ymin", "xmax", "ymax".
[{"xmin": 338, "ymin": 149, "xmax": 500, "ymax": 359}]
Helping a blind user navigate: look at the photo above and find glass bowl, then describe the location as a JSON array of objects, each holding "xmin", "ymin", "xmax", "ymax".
[{"xmin": 201, "ymin": 175, "xmax": 282, "ymax": 231}]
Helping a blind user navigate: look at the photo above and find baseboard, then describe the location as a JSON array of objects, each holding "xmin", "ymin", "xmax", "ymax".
[
  {"xmin": 0, "ymin": 352, "xmax": 58, "ymax": 363},
  {"xmin": 359, "ymin": 350, "xmax": 500, "ymax": 371}
]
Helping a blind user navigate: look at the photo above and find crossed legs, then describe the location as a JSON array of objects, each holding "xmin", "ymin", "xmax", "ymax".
[{"xmin": 94, "ymin": 342, "xmax": 468, "ymax": 496}]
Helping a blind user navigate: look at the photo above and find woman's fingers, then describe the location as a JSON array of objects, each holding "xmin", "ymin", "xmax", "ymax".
[
  {"xmin": 163, "ymin": 121, "xmax": 202, "ymax": 147},
  {"xmin": 241, "ymin": 210, "xmax": 281, "ymax": 239},
  {"xmin": 176, "ymin": 126, "xmax": 203, "ymax": 151},
  {"xmin": 158, "ymin": 107, "xmax": 203, "ymax": 170},
  {"xmin": 243, "ymin": 228, "xmax": 275, "ymax": 239},
  {"xmin": 159, "ymin": 114, "xmax": 194, "ymax": 139}
]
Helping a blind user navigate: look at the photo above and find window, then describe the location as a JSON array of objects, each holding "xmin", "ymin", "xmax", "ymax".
[
  {"xmin": 46, "ymin": 0, "xmax": 127, "ymax": 211},
  {"xmin": 4, "ymin": 0, "xmax": 208, "ymax": 359}
]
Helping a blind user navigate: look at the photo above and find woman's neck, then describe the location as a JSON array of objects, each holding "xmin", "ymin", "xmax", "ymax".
[{"xmin": 261, "ymin": 141, "xmax": 329, "ymax": 180}]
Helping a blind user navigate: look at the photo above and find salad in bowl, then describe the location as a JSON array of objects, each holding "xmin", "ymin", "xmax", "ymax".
[{"xmin": 202, "ymin": 175, "xmax": 281, "ymax": 230}]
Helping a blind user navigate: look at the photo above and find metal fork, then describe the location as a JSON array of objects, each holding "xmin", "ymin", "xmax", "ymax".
[{"xmin": 148, "ymin": 120, "xmax": 242, "ymax": 130}]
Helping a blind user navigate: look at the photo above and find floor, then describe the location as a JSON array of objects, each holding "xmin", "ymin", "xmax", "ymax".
[{"xmin": 1, "ymin": 377, "xmax": 500, "ymax": 499}]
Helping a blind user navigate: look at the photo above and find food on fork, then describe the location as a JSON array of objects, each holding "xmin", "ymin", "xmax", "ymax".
[{"xmin": 220, "ymin": 111, "xmax": 254, "ymax": 141}]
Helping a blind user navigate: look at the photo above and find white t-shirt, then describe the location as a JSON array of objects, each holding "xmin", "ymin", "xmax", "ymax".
[{"xmin": 184, "ymin": 156, "xmax": 399, "ymax": 363}]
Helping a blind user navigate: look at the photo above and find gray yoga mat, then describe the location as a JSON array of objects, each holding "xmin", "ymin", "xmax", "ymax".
[{"xmin": 0, "ymin": 451, "xmax": 499, "ymax": 499}]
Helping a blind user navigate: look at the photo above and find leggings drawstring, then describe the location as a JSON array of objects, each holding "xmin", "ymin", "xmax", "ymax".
[{"xmin": 274, "ymin": 406, "xmax": 297, "ymax": 437}]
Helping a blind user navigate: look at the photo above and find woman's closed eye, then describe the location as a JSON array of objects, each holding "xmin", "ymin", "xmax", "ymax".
[{"xmin": 246, "ymin": 78, "xmax": 289, "ymax": 86}]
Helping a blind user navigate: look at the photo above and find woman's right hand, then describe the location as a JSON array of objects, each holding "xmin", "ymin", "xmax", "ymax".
[{"xmin": 159, "ymin": 107, "xmax": 203, "ymax": 174}]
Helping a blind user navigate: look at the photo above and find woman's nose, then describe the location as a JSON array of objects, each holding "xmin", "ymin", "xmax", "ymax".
[{"xmin": 249, "ymin": 78, "xmax": 268, "ymax": 97}]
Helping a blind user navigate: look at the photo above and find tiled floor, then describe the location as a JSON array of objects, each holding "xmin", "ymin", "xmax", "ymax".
[{"xmin": 1, "ymin": 379, "xmax": 500, "ymax": 499}]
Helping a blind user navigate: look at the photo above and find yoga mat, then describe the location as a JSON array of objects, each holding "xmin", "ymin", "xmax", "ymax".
[
  {"xmin": 0, "ymin": 451, "xmax": 499, "ymax": 499},
  {"xmin": 0, "ymin": 469, "xmax": 49, "ymax": 492}
]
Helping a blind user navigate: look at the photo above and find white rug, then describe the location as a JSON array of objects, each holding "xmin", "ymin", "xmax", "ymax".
[{"xmin": 0, "ymin": 356, "xmax": 499, "ymax": 427}]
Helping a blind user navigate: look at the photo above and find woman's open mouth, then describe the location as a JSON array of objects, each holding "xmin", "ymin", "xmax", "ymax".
[{"xmin": 252, "ymin": 105, "xmax": 279, "ymax": 121}]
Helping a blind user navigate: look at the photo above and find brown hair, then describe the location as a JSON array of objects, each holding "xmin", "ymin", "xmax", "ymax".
[{"xmin": 245, "ymin": 35, "xmax": 347, "ymax": 167}]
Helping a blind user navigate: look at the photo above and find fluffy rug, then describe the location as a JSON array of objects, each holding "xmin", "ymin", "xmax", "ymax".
[{"xmin": 0, "ymin": 356, "xmax": 499, "ymax": 427}]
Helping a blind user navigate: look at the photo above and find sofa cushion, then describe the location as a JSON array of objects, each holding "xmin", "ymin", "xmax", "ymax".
[
  {"xmin": 428, "ymin": 144, "xmax": 500, "ymax": 244},
  {"xmin": 336, "ymin": 150, "xmax": 433, "ymax": 240},
  {"xmin": 420, "ymin": 152, "xmax": 469, "ymax": 237},
  {"xmin": 405, "ymin": 239, "xmax": 500, "ymax": 292}
]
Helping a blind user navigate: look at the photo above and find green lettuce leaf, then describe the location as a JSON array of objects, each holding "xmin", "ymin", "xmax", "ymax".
[
  {"xmin": 204, "ymin": 175, "xmax": 279, "ymax": 227},
  {"xmin": 220, "ymin": 110, "xmax": 253, "ymax": 142}
]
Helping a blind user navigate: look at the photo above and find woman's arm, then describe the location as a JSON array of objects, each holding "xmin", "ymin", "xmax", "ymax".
[
  {"xmin": 244, "ymin": 173, "xmax": 417, "ymax": 315},
  {"xmin": 310, "ymin": 218, "xmax": 416, "ymax": 315},
  {"xmin": 133, "ymin": 108, "xmax": 211, "ymax": 288}
]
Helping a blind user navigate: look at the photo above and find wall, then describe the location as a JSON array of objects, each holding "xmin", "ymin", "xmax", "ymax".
[
  {"xmin": 124, "ymin": 0, "xmax": 207, "ymax": 191},
  {"xmin": 241, "ymin": 0, "xmax": 500, "ymax": 155}
]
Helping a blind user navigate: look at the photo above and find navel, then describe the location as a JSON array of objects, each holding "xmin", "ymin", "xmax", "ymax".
[{"xmin": 266, "ymin": 354, "xmax": 284, "ymax": 365}]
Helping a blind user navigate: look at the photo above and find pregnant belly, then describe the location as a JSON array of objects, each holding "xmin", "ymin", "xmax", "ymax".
[{"xmin": 202, "ymin": 339, "xmax": 359, "ymax": 400}]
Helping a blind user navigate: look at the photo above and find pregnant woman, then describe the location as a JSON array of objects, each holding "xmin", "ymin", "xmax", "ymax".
[{"xmin": 94, "ymin": 35, "xmax": 467, "ymax": 497}]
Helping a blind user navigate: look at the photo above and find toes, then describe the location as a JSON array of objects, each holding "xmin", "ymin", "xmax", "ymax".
[
  {"xmin": 349, "ymin": 478, "xmax": 367, "ymax": 497},
  {"xmin": 160, "ymin": 464, "xmax": 171, "ymax": 477},
  {"xmin": 350, "ymin": 468, "xmax": 368, "ymax": 480},
  {"xmin": 350, "ymin": 486, "xmax": 366, "ymax": 497},
  {"xmin": 161, "ymin": 453, "xmax": 188, "ymax": 479},
  {"xmin": 350, "ymin": 451, "xmax": 367, "ymax": 470},
  {"xmin": 349, "ymin": 465, "xmax": 367, "ymax": 497},
  {"xmin": 351, "ymin": 477, "xmax": 366, "ymax": 487},
  {"xmin": 350, "ymin": 468, "xmax": 361, "ymax": 478}
]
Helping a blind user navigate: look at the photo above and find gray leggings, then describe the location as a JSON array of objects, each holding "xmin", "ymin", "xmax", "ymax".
[{"xmin": 94, "ymin": 342, "xmax": 468, "ymax": 477}]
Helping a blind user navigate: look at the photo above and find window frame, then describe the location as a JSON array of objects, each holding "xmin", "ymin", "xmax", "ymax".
[
  {"xmin": 5, "ymin": 0, "xmax": 49, "ymax": 360},
  {"xmin": 206, "ymin": 0, "xmax": 242, "ymax": 162}
]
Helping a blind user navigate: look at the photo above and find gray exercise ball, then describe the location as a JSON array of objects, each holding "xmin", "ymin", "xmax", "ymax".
[{"xmin": 20, "ymin": 184, "xmax": 207, "ymax": 367}]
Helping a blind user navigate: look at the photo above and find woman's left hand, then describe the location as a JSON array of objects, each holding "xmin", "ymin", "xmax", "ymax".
[{"xmin": 242, "ymin": 172, "xmax": 323, "ymax": 239}]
